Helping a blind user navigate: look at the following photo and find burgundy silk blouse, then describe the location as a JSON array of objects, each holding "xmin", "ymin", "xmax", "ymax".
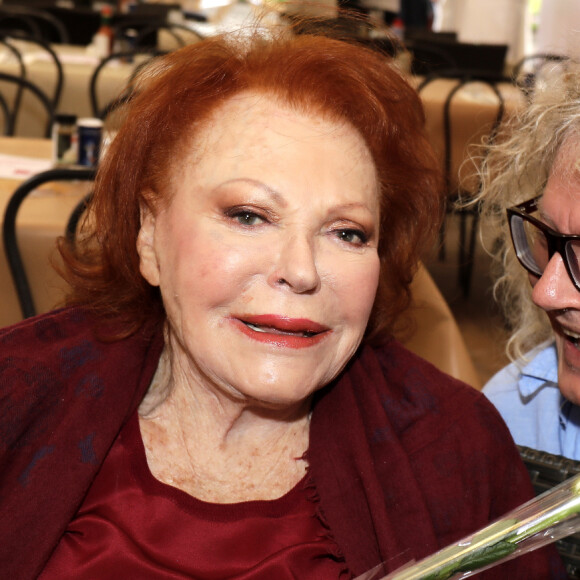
[{"xmin": 40, "ymin": 411, "xmax": 351, "ymax": 579}]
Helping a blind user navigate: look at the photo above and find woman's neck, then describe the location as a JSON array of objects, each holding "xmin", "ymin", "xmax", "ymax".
[{"xmin": 138, "ymin": 347, "xmax": 312, "ymax": 503}]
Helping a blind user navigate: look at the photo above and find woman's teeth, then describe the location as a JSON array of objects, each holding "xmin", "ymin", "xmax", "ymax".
[{"xmin": 244, "ymin": 322, "xmax": 316, "ymax": 338}]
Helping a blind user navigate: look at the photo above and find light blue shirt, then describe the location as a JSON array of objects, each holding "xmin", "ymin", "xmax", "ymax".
[{"xmin": 483, "ymin": 342, "xmax": 580, "ymax": 460}]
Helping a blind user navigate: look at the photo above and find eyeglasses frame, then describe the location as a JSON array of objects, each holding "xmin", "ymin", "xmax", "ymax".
[{"xmin": 507, "ymin": 195, "xmax": 580, "ymax": 292}]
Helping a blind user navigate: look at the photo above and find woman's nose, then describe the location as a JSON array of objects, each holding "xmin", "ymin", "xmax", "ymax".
[
  {"xmin": 531, "ymin": 253, "xmax": 580, "ymax": 312},
  {"xmin": 268, "ymin": 234, "xmax": 321, "ymax": 294}
]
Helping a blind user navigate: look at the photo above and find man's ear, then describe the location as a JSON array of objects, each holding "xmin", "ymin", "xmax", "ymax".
[{"xmin": 136, "ymin": 196, "xmax": 160, "ymax": 287}]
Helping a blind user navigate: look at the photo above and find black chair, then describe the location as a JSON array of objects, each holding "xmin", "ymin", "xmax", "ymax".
[
  {"xmin": 0, "ymin": 31, "xmax": 64, "ymax": 112},
  {"xmin": 418, "ymin": 70, "xmax": 506, "ymax": 296},
  {"xmin": 0, "ymin": 5, "xmax": 69, "ymax": 44},
  {"xmin": 0, "ymin": 72, "xmax": 55, "ymax": 137},
  {"xmin": 89, "ymin": 48, "xmax": 166, "ymax": 118},
  {"xmin": 0, "ymin": 38, "xmax": 26, "ymax": 124},
  {"xmin": 2, "ymin": 167, "xmax": 96, "ymax": 319},
  {"xmin": 518, "ymin": 445, "xmax": 580, "ymax": 578},
  {"xmin": 65, "ymin": 191, "xmax": 93, "ymax": 244}
]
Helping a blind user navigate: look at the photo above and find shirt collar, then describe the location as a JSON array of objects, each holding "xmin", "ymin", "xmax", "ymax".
[{"xmin": 518, "ymin": 342, "xmax": 558, "ymax": 398}]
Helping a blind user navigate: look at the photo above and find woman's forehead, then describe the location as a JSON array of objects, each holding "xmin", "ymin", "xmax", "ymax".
[{"xmin": 180, "ymin": 91, "xmax": 372, "ymax": 169}]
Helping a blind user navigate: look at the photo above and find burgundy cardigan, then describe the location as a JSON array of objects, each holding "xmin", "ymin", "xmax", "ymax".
[{"xmin": 0, "ymin": 308, "xmax": 564, "ymax": 579}]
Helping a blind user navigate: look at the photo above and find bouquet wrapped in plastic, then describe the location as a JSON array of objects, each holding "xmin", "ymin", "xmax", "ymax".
[{"xmin": 355, "ymin": 472, "xmax": 580, "ymax": 580}]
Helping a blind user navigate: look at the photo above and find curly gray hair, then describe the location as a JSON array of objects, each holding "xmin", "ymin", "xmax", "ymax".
[{"xmin": 475, "ymin": 60, "xmax": 580, "ymax": 362}]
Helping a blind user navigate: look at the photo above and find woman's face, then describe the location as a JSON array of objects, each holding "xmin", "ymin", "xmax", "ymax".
[
  {"xmin": 529, "ymin": 135, "xmax": 580, "ymax": 404},
  {"xmin": 137, "ymin": 92, "xmax": 381, "ymax": 408}
]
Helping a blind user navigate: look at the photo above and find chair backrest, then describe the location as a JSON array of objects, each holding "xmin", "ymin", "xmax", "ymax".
[
  {"xmin": 65, "ymin": 191, "xmax": 93, "ymax": 245},
  {"xmin": 0, "ymin": 5, "xmax": 69, "ymax": 44},
  {"xmin": 518, "ymin": 445, "xmax": 580, "ymax": 578},
  {"xmin": 0, "ymin": 71, "xmax": 55, "ymax": 137},
  {"xmin": 0, "ymin": 38, "xmax": 25, "ymax": 121},
  {"xmin": 89, "ymin": 49, "xmax": 165, "ymax": 119},
  {"xmin": 0, "ymin": 31, "xmax": 64, "ymax": 111},
  {"xmin": 417, "ymin": 71, "xmax": 509, "ymax": 296},
  {"xmin": 2, "ymin": 167, "xmax": 96, "ymax": 319},
  {"xmin": 418, "ymin": 70, "xmax": 506, "ymax": 197}
]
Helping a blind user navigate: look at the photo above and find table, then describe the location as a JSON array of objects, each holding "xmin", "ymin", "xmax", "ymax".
[{"xmin": 0, "ymin": 137, "xmax": 90, "ymax": 328}]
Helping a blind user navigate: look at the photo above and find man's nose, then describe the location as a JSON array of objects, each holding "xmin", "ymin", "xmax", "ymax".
[{"xmin": 531, "ymin": 252, "xmax": 580, "ymax": 311}]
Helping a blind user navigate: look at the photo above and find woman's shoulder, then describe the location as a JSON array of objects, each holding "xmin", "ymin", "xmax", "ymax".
[
  {"xmin": 314, "ymin": 340, "xmax": 540, "ymax": 564},
  {"xmin": 370, "ymin": 339, "xmax": 484, "ymax": 409},
  {"xmin": 366, "ymin": 339, "xmax": 537, "ymax": 490},
  {"xmin": 0, "ymin": 308, "xmax": 102, "ymax": 383},
  {"xmin": 0, "ymin": 308, "xmax": 105, "ymax": 424},
  {"xmin": 0, "ymin": 307, "xmax": 163, "ymax": 401},
  {"xmin": 349, "ymin": 340, "xmax": 514, "ymax": 453},
  {"xmin": 0, "ymin": 307, "xmax": 93, "ymax": 352}
]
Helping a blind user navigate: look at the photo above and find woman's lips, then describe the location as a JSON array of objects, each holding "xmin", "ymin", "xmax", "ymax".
[{"xmin": 231, "ymin": 314, "xmax": 331, "ymax": 348}]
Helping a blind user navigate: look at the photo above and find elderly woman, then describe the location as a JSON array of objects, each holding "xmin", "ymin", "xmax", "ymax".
[
  {"xmin": 1, "ymin": 28, "xmax": 558, "ymax": 579},
  {"xmin": 478, "ymin": 61, "xmax": 580, "ymax": 462}
]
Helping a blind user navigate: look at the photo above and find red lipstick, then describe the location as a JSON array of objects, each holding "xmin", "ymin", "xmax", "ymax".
[{"xmin": 231, "ymin": 314, "xmax": 330, "ymax": 349}]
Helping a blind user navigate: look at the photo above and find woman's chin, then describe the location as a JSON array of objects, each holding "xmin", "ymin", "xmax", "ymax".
[{"xmin": 228, "ymin": 377, "xmax": 322, "ymax": 411}]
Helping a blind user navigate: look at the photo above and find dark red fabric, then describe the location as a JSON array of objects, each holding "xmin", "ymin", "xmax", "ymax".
[
  {"xmin": 39, "ymin": 411, "xmax": 350, "ymax": 579},
  {"xmin": 0, "ymin": 309, "xmax": 162, "ymax": 580},
  {"xmin": 0, "ymin": 308, "xmax": 566, "ymax": 579},
  {"xmin": 309, "ymin": 344, "xmax": 566, "ymax": 578}
]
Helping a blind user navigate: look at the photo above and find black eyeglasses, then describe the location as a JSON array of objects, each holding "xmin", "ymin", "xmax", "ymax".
[{"xmin": 507, "ymin": 196, "xmax": 580, "ymax": 291}]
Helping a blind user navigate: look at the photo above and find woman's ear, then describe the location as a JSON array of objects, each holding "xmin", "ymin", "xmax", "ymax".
[{"xmin": 136, "ymin": 198, "xmax": 160, "ymax": 287}]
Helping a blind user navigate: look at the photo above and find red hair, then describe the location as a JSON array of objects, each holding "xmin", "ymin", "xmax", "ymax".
[{"xmin": 60, "ymin": 29, "xmax": 443, "ymax": 341}]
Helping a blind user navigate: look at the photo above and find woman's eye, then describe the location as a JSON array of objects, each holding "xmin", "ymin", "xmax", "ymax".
[
  {"xmin": 334, "ymin": 228, "xmax": 368, "ymax": 246},
  {"xmin": 227, "ymin": 210, "xmax": 266, "ymax": 226}
]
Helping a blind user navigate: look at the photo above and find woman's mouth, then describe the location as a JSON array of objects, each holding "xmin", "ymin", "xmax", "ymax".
[
  {"xmin": 232, "ymin": 315, "xmax": 330, "ymax": 348},
  {"xmin": 243, "ymin": 322, "xmax": 319, "ymax": 338}
]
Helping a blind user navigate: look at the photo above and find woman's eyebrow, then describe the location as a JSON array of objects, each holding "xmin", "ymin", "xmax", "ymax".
[{"xmin": 221, "ymin": 178, "xmax": 288, "ymax": 207}]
